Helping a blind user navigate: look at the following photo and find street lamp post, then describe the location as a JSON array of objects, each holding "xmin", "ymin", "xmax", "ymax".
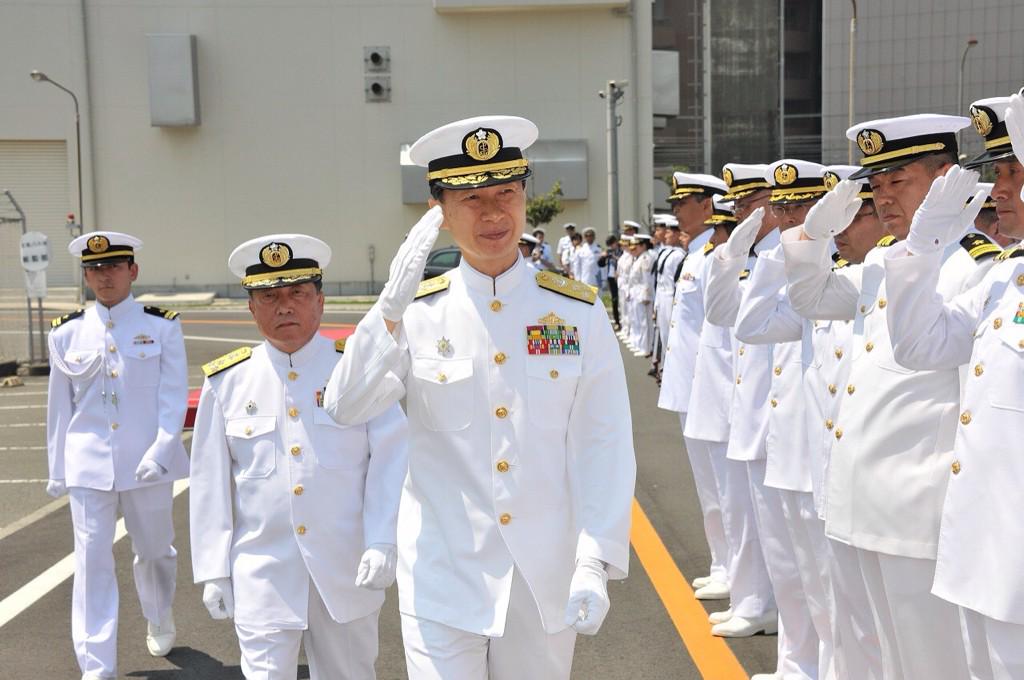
[
  {"xmin": 848, "ymin": 0, "xmax": 858, "ymax": 164},
  {"xmin": 957, "ymin": 38, "xmax": 979, "ymax": 154},
  {"xmin": 30, "ymin": 70, "xmax": 85, "ymax": 303}
]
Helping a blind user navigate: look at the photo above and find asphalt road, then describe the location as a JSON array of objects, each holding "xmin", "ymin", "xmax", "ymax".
[{"xmin": 0, "ymin": 307, "xmax": 776, "ymax": 679}]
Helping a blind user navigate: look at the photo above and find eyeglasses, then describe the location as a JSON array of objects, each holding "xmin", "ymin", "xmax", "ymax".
[{"xmin": 770, "ymin": 202, "xmax": 813, "ymax": 217}]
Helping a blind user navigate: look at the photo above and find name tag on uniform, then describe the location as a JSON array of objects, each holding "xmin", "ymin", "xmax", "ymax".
[{"xmin": 527, "ymin": 325, "xmax": 580, "ymax": 355}]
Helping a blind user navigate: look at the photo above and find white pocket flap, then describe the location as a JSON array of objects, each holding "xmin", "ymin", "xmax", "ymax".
[
  {"xmin": 412, "ymin": 357, "xmax": 474, "ymax": 385},
  {"xmin": 226, "ymin": 416, "xmax": 277, "ymax": 439}
]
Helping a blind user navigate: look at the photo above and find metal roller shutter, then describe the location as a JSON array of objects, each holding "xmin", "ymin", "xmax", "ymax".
[{"xmin": 0, "ymin": 140, "xmax": 73, "ymax": 288}]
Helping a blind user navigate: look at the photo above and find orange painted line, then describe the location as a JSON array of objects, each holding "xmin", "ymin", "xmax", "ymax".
[
  {"xmin": 180, "ymin": 319, "xmax": 355, "ymax": 329},
  {"xmin": 630, "ymin": 499, "xmax": 748, "ymax": 679}
]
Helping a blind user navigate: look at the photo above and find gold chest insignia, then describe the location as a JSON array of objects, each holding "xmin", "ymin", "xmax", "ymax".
[
  {"xmin": 436, "ymin": 336, "xmax": 453, "ymax": 357},
  {"xmin": 538, "ymin": 312, "xmax": 566, "ymax": 325},
  {"xmin": 857, "ymin": 129, "xmax": 885, "ymax": 156}
]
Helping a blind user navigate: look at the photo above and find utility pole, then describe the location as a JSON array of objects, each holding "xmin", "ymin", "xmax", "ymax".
[{"xmin": 600, "ymin": 80, "xmax": 627, "ymax": 236}]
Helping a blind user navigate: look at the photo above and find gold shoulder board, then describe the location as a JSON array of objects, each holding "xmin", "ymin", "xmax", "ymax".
[
  {"xmin": 959, "ymin": 232, "xmax": 1001, "ymax": 261},
  {"xmin": 831, "ymin": 252, "xmax": 851, "ymax": 269},
  {"xmin": 335, "ymin": 338, "xmax": 346, "ymax": 353},
  {"xmin": 202, "ymin": 346, "xmax": 253, "ymax": 378},
  {"xmin": 996, "ymin": 246, "xmax": 1023, "ymax": 261},
  {"xmin": 739, "ymin": 269, "xmax": 751, "ymax": 280},
  {"xmin": 50, "ymin": 309, "xmax": 85, "ymax": 329},
  {"xmin": 414, "ymin": 275, "xmax": 450, "ymax": 300},
  {"xmin": 535, "ymin": 271, "xmax": 597, "ymax": 305},
  {"xmin": 876, "ymin": 235, "xmax": 897, "ymax": 248},
  {"xmin": 143, "ymin": 305, "xmax": 180, "ymax": 320},
  {"xmin": 703, "ymin": 242, "xmax": 716, "ymax": 255}
]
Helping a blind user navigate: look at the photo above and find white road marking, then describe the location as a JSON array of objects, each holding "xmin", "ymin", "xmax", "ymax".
[
  {"xmin": 0, "ymin": 497, "xmax": 69, "ymax": 541},
  {"xmin": 0, "ymin": 446, "xmax": 45, "ymax": 451},
  {"xmin": 0, "ymin": 391, "xmax": 47, "ymax": 398},
  {"xmin": 0, "ymin": 479, "xmax": 47, "ymax": 484},
  {"xmin": 184, "ymin": 334, "xmax": 261, "ymax": 345},
  {"xmin": 0, "ymin": 405, "xmax": 45, "ymax": 411},
  {"xmin": 0, "ymin": 422, "xmax": 45, "ymax": 429},
  {"xmin": 0, "ymin": 477, "xmax": 190, "ymax": 628}
]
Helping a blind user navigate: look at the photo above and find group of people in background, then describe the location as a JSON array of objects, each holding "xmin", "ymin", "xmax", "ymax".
[{"xmin": 621, "ymin": 91, "xmax": 1024, "ymax": 680}]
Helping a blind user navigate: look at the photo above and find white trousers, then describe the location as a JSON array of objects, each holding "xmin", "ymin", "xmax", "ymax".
[
  {"xmin": 857, "ymin": 549, "xmax": 968, "ymax": 680},
  {"xmin": 748, "ymin": 464, "xmax": 818, "ymax": 680},
  {"xmin": 827, "ymin": 539, "xmax": 883, "ymax": 680},
  {"xmin": 719, "ymin": 459, "xmax": 775, "ymax": 619},
  {"xmin": 68, "ymin": 483, "xmax": 177, "ymax": 679},
  {"xmin": 960, "ymin": 607, "xmax": 1024, "ymax": 680},
  {"xmin": 779, "ymin": 490, "xmax": 835, "ymax": 680},
  {"xmin": 681, "ymin": 428, "xmax": 730, "ymax": 585},
  {"xmin": 655, "ymin": 297, "xmax": 673, "ymax": 359},
  {"xmin": 235, "ymin": 586, "xmax": 380, "ymax": 680},
  {"xmin": 401, "ymin": 569, "xmax": 576, "ymax": 680}
]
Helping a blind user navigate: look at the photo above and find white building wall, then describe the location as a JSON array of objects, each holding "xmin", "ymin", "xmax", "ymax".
[{"xmin": 1, "ymin": 0, "xmax": 646, "ymax": 294}]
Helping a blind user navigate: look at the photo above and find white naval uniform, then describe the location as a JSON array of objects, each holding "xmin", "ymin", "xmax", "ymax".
[
  {"xmin": 616, "ymin": 251, "xmax": 634, "ymax": 339},
  {"xmin": 801, "ymin": 263, "xmax": 883, "ymax": 680},
  {"xmin": 629, "ymin": 249, "xmax": 656, "ymax": 353},
  {"xmin": 324, "ymin": 257, "xmax": 636, "ymax": 679},
  {"xmin": 657, "ymin": 230, "xmax": 731, "ymax": 587},
  {"xmin": 46, "ymin": 295, "xmax": 188, "ymax": 679},
  {"xmin": 707, "ymin": 229, "xmax": 819, "ymax": 678},
  {"xmin": 735, "ymin": 242, "xmax": 839, "ymax": 680},
  {"xmin": 884, "ymin": 247, "xmax": 1024, "ymax": 680},
  {"xmin": 653, "ymin": 244, "xmax": 685, "ymax": 360},
  {"xmin": 190, "ymin": 335, "xmax": 408, "ymax": 679},
  {"xmin": 556, "ymin": 234, "xmax": 574, "ymax": 270},
  {"xmin": 571, "ymin": 244, "xmax": 599, "ymax": 287},
  {"xmin": 683, "ymin": 249, "xmax": 773, "ymax": 618},
  {"xmin": 782, "ymin": 231, "xmax": 994, "ymax": 679}
]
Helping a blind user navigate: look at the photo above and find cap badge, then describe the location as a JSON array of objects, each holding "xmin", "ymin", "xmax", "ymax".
[
  {"xmin": 260, "ymin": 242, "xmax": 292, "ymax": 268},
  {"xmin": 857, "ymin": 129, "xmax": 885, "ymax": 156},
  {"xmin": 723, "ymin": 168, "xmax": 734, "ymax": 187},
  {"xmin": 823, "ymin": 171, "xmax": 840, "ymax": 191},
  {"xmin": 87, "ymin": 235, "xmax": 110, "ymax": 253},
  {"xmin": 970, "ymin": 106, "xmax": 994, "ymax": 137},
  {"xmin": 671, "ymin": 175, "xmax": 680, "ymax": 192},
  {"xmin": 464, "ymin": 128, "xmax": 502, "ymax": 162},
  {"xmin": 774, "ymin": 163, "xmax": 798, "ymax": 186}
]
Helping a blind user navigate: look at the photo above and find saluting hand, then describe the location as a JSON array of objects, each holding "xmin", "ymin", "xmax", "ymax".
[
  {"xmin": 801, "ymin": 180, "xmax": 862, "ymax": 240},
  {"xmin": 563, "ymin": 557, "xmax": 610, "ymax": 635},
  {"xmin": 719, "ymin": 207, "xmax": 764, "ymax": 260},
  {"xmin": 354, "ymin": 543, "xmax": 398, "ymax": 590},
  {"xmin": 378, "ymin": 206, "xmax": 444, "ymax": 323},
  {"xmin": 905, "ymin": 165, "xmax": 985, "ymax": 256}
]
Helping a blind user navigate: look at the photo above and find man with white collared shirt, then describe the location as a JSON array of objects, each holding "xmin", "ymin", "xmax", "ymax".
[
  {"xmin": 46, "ymin": 230, "xmax": 189, "ymax": 680},
  {"xmin": 324, "ymin": 115, "xmax": 635, "ymax": 680}
]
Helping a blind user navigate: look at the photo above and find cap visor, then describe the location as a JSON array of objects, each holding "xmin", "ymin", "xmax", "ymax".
[
  {"xmin": 962, "ymin": 148, "xmax": 1016, "ymax": 169},
  {"xmin": 432, "ymin": 168, "xmax": 531, "ymax": 192}
]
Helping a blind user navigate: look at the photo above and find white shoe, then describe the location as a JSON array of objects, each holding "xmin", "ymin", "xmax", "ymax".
[
  {"xmin": 694, "ymin": 581, "xmax": 731, "ymax": 600},
  {"xmin": 711, "ymin": 611, "xmax": 778, "ymax": 637},
  {"xmin": 146, "ymin": 609, "xmax": 176, "ymax": 657},
  {"xmin": 708, "ymin": 608, "xmax": 733, "ymax": 624},
  {"xmin": 692, "ymin": 575, "xmax": 712, "ymax": 588}
]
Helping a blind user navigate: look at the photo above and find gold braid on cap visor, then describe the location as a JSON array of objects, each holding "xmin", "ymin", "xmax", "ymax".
[
  {"xmin": 242, "ymin": 267, "xmax": 322, "ymax": 288},
  {"xmin": 426, "ymin": 158, "xmax": 530, "ymax": 182},
  {"xmin": 81, "ymin": 249, "xmax": 134, "ymax": 262}
]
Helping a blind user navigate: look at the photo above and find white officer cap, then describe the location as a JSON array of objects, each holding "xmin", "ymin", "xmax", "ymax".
[
  {"xmin": 409, "ymin": 115, "xmax": 538, "ymax": 194},
  {"xmin": 668, "ymin": 172, "xmax": 728, "ymax": 202},
  {"xmin": 519, "ymin": 232, "xmax": 540, "ymax": 245},
  {"xmin": 704, "ymin": 194, "xmax": 737, "ymax": 227},
  {"xmin": 655, "ymin": 214, "xmax": 680, "ymax": 229},
  {"xmin": 974, "ymin": 182, "xmax": 997, "ymax": 210},
  {"xmin": 964, "ymin": 96, "xmax": 1015, "ymax": 168},
  {"xmin": 229, "ymin": 234, "xmax": 332, "ymax": 290},
  {"xmin": 845, "ymin": 113, "xmax": 970, "ymax": 179},
  {"xmin": 633, "ymin": 233, "xmax": 652, "ymax": 241},
  {"xmin": 532, "ymin": 227, "xmax": 546, "ymax": 236},
  {"xmin": 582, "ymin": 226, "xmax": 597, "ymax": 235},
  {"xmin": 563, "ymin": 222, "xmax": 577, "ymax": 230},
  {"xmin": 622, "ymin": 220, "xmax": 641, "ymax": 232},
  {"xmin": 764, "ymin": 159, "xmax": 828, "ymax": 204},
  {"xmin": 69, "ymin": 231, "xmax": 143, "ymax": 267},
  {"xmin": 824, "ymin": 165, "xmax": 873, "ymax": 200},
  {"xmin": 721, "ymin": 163, "xmax": 770, "ymax": 201}
]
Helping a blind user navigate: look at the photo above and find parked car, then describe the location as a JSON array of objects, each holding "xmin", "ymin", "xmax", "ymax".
[{"xmin": 422, "ymin": 246, "xmax": 461, "ymax": 280}]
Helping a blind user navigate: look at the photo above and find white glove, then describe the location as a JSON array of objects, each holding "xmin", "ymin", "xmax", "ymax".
[
  {"xmin": 719, "ymin": 207, "xmax": 764, "ymax": 260},
  {"xmin": 802, "ymin": 180, "xmax": 863, "ymax": 240},
  {"xmin": 46, "ymin": 479, "xmax": 67, "ymax": 498},
  {"xmin": 563, "ymin": 557, "xmax": 610, "ymax": 635},
  {"xmin": 905, "ymin": 166, "xmax": 984, "ymax": 255},
  {"xmin": 134, "ymin": 459, "xmax": 167, "ymax": 483},
  {"xmin": 354, "ymin": 543, "xmax": 397, "ymax": 590},
  {"xmin": 1004, "ymin": 94, "xmax": 1024, "ymax": 202},
  {"xmin": 202, "ymin": 578, "xmax": 234, "ymax": 620},
  {"xmin": 378, "ymin": 206, "xmax": 444, "ymax": 323}
]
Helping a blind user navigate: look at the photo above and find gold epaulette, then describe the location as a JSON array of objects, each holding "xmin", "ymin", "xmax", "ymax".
[
  {"xmin": 996, "ymin": 245, "xmax": 1023, "ymax": 261},
  {"xmin": 202, "ymin": 346, "xmax": 252, "ymax": 378},
  {"xmin": 831, "ymin": 252, "xmax": 851, "ymax": 269},
  {"xmin": 959, "ymin": 232, "xmax": 1001, "ymax": 261},
  {"xmin": 703, "ymin": 242, "xmax": 717, "ymax": 255},
  {"xmin": 414, "ymin": 275, "xmax": 450, "ymax": 300},
  {"xmin": 739, "ymin": 269, "xmax": 751, "ymax": 280},
  {"xmin": 535, "ymin": 271, "xmax": 597, "ymax": 304},
  {"xmin": 50, "ymin": 309, "xmax": 85, "ymax": 329},
  {"xmin": 876, "ymin": 235, "xmax": 898, "ymax": 248},
  {"xmin": 143, "ymin": 305, "xmax": 180, "ymax": 321},
  {"xmin": 335, "ymin": 338, "xmax": 346, "ymax": 353}
]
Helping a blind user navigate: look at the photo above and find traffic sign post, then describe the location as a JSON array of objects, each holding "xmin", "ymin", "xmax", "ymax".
[{"xmin": 20, "ymin": 231, "xmax": 51, "ymax": 367}]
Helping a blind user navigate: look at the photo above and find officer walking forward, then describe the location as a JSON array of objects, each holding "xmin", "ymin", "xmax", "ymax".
[
  {"xmin": 46, "ymin": 231, "xmax": 189, "ymax": 680},
  {"xmin": 189, "ymin": 235, "xmax": 408, "ymax": 679},
  {"xmin": 324, "ymin": 115, "xmax": 636, "ymax": 680}
]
